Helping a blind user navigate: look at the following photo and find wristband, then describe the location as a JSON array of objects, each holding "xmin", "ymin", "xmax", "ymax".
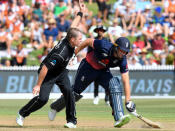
[{"xmin": 77, "ymin": 12, "xmax": 83, "ymax": 18}]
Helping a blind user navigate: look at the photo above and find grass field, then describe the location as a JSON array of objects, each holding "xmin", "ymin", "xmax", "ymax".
[{"xmin": 0, "ymin": 99, "xmax": 175, "ymax": 131}]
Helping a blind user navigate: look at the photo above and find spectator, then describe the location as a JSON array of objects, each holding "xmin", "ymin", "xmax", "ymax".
[
  {"xmin": 166, "ymin": 45, "xmax": 175, "ymax": 65},
  {"xmin": 152, "ymin": 33, "xmax": 166, "ymax": 56},
  {"xmin": 42, "ymin": 18, "xmax": 58, "ymax": 49},
  {"xmin": 53, "ymin": 0, "xmax": 70, "ymax": 17},
  {"xmin": 31, "ymin": 22, "xmax": 43, "ymax": 49},
  {"xmin": 5, "ymin": 59, "xmax": 11, "ymax": 66},
  {"xmin": 96, "ymin": 0, "xmax": 110, "ymax": 22},
  {"xmin": 32, "ymin": 0, "xmax": 49, "ymax": 8},
  {"xmin": 88, "ymin": 18, "xmax": 101, "ymax": 38},
  {"xmin": 139, "ymin": 48, "xmax": 149, "ymax": 65},
  {"xmin": 169, "ymin": 28, "xmax": 175, "ymax": 46},
  {"xmin": 133, "ymin": 36, "xmax": 145, "ymax": 50},
  {"xmin": 163, "ymin": 0, "xmax": 175, "ymax": 14},
  {"xmin": 148, "ymin": 56, "xmax": 157, "ymax": 66},
  {"xmin": 129, "ymin": 56, "xmax": 142, "ymax": 67},
  {"xmin": 113, "ymin": 0, "xmax": 127, "ymax": 18},
  {"xmin": 162, "ymin": 15, "xmax": 172, "ymax": 39},
  {"xmin": 56, "ymin": 14, "xmax": 70, "ymax": 40},
  {"xmin": 32, "ymin": 2, "xmax": 43, "ymax": 22},
  {"xmin": 153, "ymin": 7, "xmax": 165, "ymax": 25},
  {"xmin": 5, "ymin": 9, "xmax": 16, "ymax": 28},
  {"xmin": 0, "ymin": 23, "xmax": 12, "ymax": 54},
  {"xmin": 11, "ymin": 43, "xmax": 28, "ymax": 66},
  {"xmin": 142, "ymin": 21, "xmax": 157, "ymax": 41},
  {"xmin": 0, "ymin": 58, "xmax": 11, "ymax": 67},
  {"xmin": 9, "ymin": 16, "xmax": 24, "ymax": 41},
  {"xmin": 108, "ymin": 18, "xmax": 125, "ymax": 43},
  {"xmin": 118, "ymin": 2, "xmax": 136, "ymax": 31},
  {"xmin": 138, "ymin": 4, "xmax": 152, "ymax": 29}
]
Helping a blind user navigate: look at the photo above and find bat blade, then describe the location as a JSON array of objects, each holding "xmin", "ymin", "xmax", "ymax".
[
  {"xmin": 138, "ymin": 115, "xmax": 161, "ymax": 128},
  {"xmin": 131, "ymin": 111, "xmax": 161, "ymax": 128}
]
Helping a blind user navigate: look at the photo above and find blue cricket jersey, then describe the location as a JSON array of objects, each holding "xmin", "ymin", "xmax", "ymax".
[{"xmin": 86, "ymin": 39, "xmax": 128, "ymax": 73}]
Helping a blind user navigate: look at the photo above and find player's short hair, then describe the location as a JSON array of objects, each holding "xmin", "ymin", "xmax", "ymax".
[{"xmin": 66, "ymin": 28, "xmax": 82, "ymax": 41}]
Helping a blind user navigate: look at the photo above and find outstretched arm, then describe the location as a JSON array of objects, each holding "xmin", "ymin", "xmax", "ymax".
[
  {"xmin": 122, "ymin": 72, "xmax": 136, "ymax": 113},
  {"xmin": 75, "ymin": 38, "xmax": 94, "ymax": 55},
  {"xmin": 70, "ymin": 0, "xmax": 86, "ymax": 28},
  {"xmin": 33, "ymin": 65, "xmax": 48, "ymax": 95},
  {"xmin": 121, "ymin": 72, "xmax": 131, "ymax": 103}
]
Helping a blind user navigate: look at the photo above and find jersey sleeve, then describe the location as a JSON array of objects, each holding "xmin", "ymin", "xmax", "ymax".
[
  {"xmin": 44, "ymin": 53, "xmax": 64, "ymax": 70},
  {"xmin": 119, "ymin": 56, "xmax": 129, "ymax": 73},
  {"xmin": 93, "ymin": 39, "xmax": 109, "ymax": 59},
  {"xmin": 93, "ymin": 39, "xmax": 104, "ymax": 50}
]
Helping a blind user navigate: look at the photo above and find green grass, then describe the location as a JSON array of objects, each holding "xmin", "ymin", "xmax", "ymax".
[
  {"xmin": 0, "ymin": 99, "xmax": 175, "ymax": 131},
  {"xmin": 1, "ymin": 99, "xmax": 175, "ymax": 119}
]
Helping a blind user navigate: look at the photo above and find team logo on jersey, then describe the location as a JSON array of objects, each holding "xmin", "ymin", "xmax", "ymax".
[
  {"xmin": 126, "ymin": 42, "xmax": 129, "ymax": 48},
  {"xmin": 81, "ymin": 76, "xmax": 85, "ymax": 81},
  {"xmin": 50, "ymin": 60, "xmax": 57, "ymax": 66},
  {"xmin": 98, "ymin": 59, "xmax": 109, "ymax": 67},
  {"xmin": 102, "ymin": 53, "xmax": 108, "ymax": 57}
]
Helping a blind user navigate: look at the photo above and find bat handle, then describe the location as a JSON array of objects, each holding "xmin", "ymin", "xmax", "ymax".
[{"xmin": 130, "ymin": 110, "xmax": 142, "ymax": 118}]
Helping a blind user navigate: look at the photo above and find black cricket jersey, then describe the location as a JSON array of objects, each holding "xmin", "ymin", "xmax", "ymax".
[{"xmin": 39, "ymin": 38, "xmax": 75, "ymax": 74}]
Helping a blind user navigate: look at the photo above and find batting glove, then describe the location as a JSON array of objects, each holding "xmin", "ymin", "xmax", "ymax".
[{"xmin": 125, "ymin": 101, "xmax": 136, "ymax": 112}]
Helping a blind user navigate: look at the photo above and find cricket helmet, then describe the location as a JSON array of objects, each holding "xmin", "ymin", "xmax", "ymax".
[{"xmin": 113, "ymin": 37, "xmax": 131, "ymax": 53}]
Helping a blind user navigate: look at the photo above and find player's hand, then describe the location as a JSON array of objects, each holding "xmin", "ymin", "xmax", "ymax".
[
  {"xmin": 79, "ymin": 0, "xmax": 86, "ymax": 12},
  {"xmin": 33, "ymin": 85, "xmax": 40, "ymax": 96},
  {"xmin": 125, "ymin": 101, "xmax": 136, "ymax": 112}
]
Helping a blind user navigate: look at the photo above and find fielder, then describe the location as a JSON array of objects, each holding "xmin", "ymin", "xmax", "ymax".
[
  {"xmin": 16, "ymin": 0, "xmax": 86, "ymax": 128},
  {"xmin": 48, "ymin": 37, "xmax": 136, "ymax": 128}
]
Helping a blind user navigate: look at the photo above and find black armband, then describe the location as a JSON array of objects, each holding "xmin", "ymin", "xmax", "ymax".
[{"xmin": 77, "ymin": 12, "xmax": 83, "ymax": 18}]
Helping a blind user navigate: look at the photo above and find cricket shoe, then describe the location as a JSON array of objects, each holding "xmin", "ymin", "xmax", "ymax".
[
  {"xmin": 16, "ymin": 113, "xmax": 24, "ymax": 126},
  {"xmin": 48, "ymin": 109, "xmax": 57, "ymax": 121},
  {"xmin": 93, "ymin": 96, "xmax": 99, "ymax": 105},
  {"xmin": 64, "ymin": 122, "xmax": 76, "ymax": 128},
  {"xmin": 114, "ymin": 115, "xmax": 131, "ymax": 128}
]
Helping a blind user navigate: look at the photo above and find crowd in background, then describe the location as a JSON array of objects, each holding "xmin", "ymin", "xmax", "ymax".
[{"xmin": 0, "ymin": 0, "xmax": 175, "ymax": 67}]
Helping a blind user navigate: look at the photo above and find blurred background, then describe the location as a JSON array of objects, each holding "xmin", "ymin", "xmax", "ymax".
[
  {"xmin": 0, "ymin": 0, "xmax": 174, "ymax": 98},
  {"xmin": 0, "ymin": 0, "xmax": 174, "ymax": 66}
]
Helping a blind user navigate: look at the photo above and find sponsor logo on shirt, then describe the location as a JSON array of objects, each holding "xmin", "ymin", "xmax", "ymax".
[{"xmin": 50, "ymin": 60, "xmax": 56, "ymax": 66}]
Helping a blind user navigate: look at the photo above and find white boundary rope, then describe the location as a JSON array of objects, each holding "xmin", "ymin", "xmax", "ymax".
[
  {"xmin": 0, "ymin": 93, "xmax": 175, "ymax": 99},
  {"xmin": 0, "ymin": 65, "xmax": 174, "ymax": 71}
]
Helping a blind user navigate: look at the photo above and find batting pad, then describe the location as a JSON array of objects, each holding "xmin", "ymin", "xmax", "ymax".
[{"xmin": 109, "ymin": 76, "xmax": 124, "ymax": 121}]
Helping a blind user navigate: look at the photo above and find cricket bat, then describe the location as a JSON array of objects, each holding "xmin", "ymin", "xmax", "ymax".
[{"xmin": 131, "ymin": 111, "xmax": 161, "ymax": 128}]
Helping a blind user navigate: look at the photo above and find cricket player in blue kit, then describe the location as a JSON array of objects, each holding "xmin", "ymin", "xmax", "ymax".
[{"xmin": 49, "ymin": 37, "xmax": 136, "ymax": 128}]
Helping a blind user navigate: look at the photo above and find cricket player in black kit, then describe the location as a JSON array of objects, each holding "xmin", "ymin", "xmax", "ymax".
[{"xmin": 16, "ymin": 0, "xmax": 86, "ymax": 128}]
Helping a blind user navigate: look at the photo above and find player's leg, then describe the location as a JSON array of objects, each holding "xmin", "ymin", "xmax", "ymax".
[
  {"xmin": 98, "ymin": 72, "xmax": 130, "ymax": 127},
  {"xmin": 93, "ymin": 81, "xmax": 100, "ymax": 105},
  {"xmin": 49, "ymin": 92, "xmax": 82, "ymax": 115},
  {"xmin": 104, "ymin": 89, "xmax": 110, "ymax": 106},
  {"xmin": 56, "ymin": 69, "xmax": 77, "ymax": 128},
  {"xmin": 109, "ymin": 76, "xmax": 130, "ymax": 127},
  {"xmin": 16, "ymin": 73, "xmax": 55, "ymax": 126},
  {"xmin": 49, "ymin": 59, "xmax": 98, "ymax": 115}
]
